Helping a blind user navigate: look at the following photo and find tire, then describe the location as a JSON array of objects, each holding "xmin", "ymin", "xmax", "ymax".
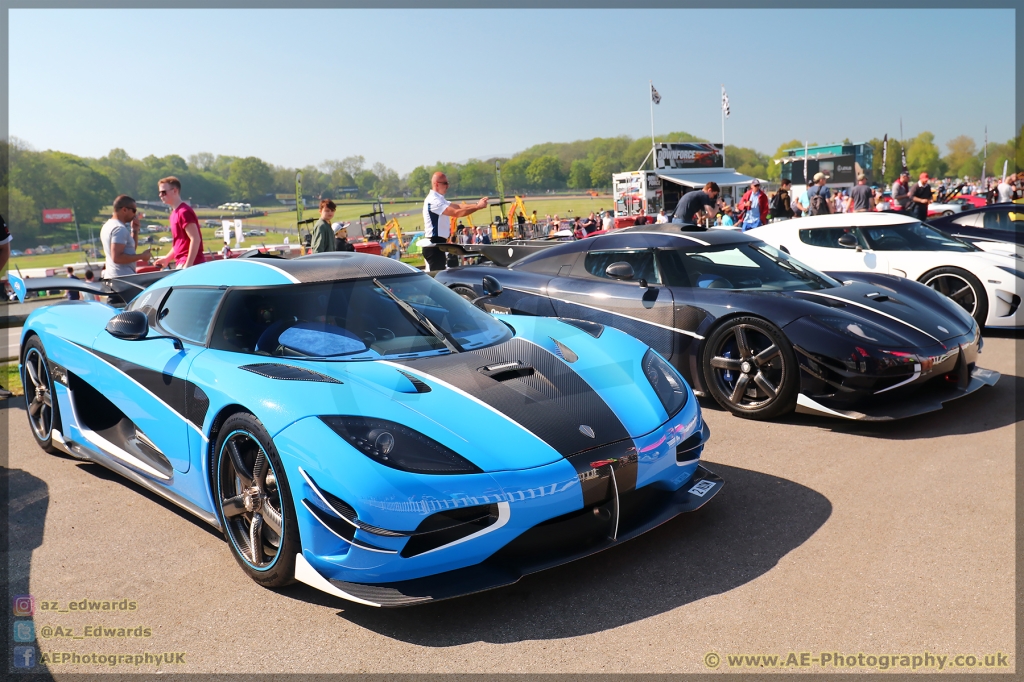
[
  {"xmin": 212, "ymin": 412, "xmax": 299, "ymax": 588},
  {"xmin": 22, "ymin": 336, "xmax": 61, "ymax": 454},
  {"xmin": 451, "ymin": 285, "xmax": 478, "ymax": 302},
  {"xmin": 701, "ymin": 317, "xmax": 800, "ymax": 420},
  {"xmin": 942, "ymin": 210, "xmax": 954, "ymax": 217},
  {"xmin": 919, "ymin": 266, "xmax": 988, "ymax": 327}
]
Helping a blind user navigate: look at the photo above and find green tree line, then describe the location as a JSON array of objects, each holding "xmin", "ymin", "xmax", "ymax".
[
  {"xmin": 3, "ymin": 127, "xmax": 1020, "ymax": 244},
  {"xmin": 766, "ymin": 129, "xmax": 1022, "ymax": 186}
]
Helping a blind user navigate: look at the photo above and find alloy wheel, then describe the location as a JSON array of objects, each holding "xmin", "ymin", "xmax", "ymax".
[
  {"xmin": 23, "ymin": 348, "xmax": 53, "ymax": 441},
  {"xmin": 218, "ymin": 430, "xmax": 285, "ymax": 570},
  {"xmin": 708, "ymin": 324, "xmax": 786, "ymax": 410},
  {"xmin": 924, "ymin": 273, "xmax": 977, "ymax": 317}
]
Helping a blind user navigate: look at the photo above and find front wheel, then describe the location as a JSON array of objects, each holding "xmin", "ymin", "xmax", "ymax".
[
  {"xmin": 920, "ymin": 266, "xmax": 988, "ymax": 327},
  {"xmin": 701, "ymin": 317, "xmax": 799, "ymax": 420},
  {"xmin": 22, "ymin": 337, "xmax": 61, "ymax": 454},
  {"xmin": 213, "ymin": 412, "xmax": 300, "ymax": 587}
]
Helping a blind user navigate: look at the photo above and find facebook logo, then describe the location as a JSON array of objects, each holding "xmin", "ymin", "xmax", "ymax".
[
  {"xmin": 13, "ymin": 621, "xmax": 35, "ymax": 642},
  {"xmin": 13, "ymin": 646, "xmax": 36, "ymax": 669}
]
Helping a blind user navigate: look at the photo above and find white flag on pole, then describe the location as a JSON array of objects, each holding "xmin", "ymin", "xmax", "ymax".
[
  {"xmin": 650, "ymin": 83, "xmax": 661, "ymax": 104},
  {"xmin": 721, "ymin": 87, "xmax": 730, "ymax": 118}
]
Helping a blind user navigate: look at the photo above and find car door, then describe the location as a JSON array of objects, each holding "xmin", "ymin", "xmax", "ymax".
[
  {"xmin": 546, "ymin": 246, "xmax": 678, "ymax": 363},
  {"xmin": 85, "ymin": 286, "xmax": 224, "ymax": 475},
  {"xmin": 792, "ymin": 226, "xmax": 890, "ymax": 275}
]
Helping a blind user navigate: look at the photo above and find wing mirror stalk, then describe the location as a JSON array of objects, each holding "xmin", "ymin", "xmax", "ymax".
[
  {"xmin": 471, "ymin": 275, "xmax": 504, "ymax": 309},
  {"xmin": 105, "ymin": 310, "xmax": 184, "ymax": 351}
]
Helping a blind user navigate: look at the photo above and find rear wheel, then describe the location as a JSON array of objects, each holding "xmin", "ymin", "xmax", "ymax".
[
  {"xmin": 451, "ymin": 285, "xmax": 477, "ymax": 302},
  {"xmin": 920, "ymin": 266, "xmax": 988, "ymax": 327},
  {"xmin": 213, "ymin": 412, "xmax": 299, "ymax": 588},
  {"xmin": 22, "ymin": 337, "xmax": 61, "ymax": 454},
  {"xmin": 701, "ymin": 317, "xmax": 799, "ymax": 420}
]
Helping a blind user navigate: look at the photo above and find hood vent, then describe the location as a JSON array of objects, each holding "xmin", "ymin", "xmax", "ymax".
[
  {"xmin": 550, "ymin": 338, "xmax": 578, "ymax": 363},
  {"xmin": 396, "ymin": 370, "xmax": 432, "ymax": 393},
  {"xmin": 478, "ymin": 361, "xmax": 535, "ymax": 382},
  {"xmin": 240, "ymin": 363, "xmax": 342, "ymax": 384}
]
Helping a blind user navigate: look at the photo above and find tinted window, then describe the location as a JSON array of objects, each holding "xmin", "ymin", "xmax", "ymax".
[
  {"xmin": 210, "ymin": 274, "xmax": 511, "ymax": 359},
  {"xmin": 583, "ymin": 250, "xmax": 661, "ymax": 284},
  {"xmin": 950, "ymin": 213, "xmax": 983, "ymax": 228},
  {"xmin": 798, "ymin": 227, "xmax": 867, "ymax": 249},
  {"xmin": 982, "ymin": 209, "xmax": 1024, "ymax": 233},
  {"xmin": 157, "ymin": 288, "xmax": 224, "ymax": 345},
  {"xmin": 659, "ymin": 244, "xmax": 838, "ymax": 291},
  {"xmin": 513, "ymin": 248, "xmax": 580, "ymax": 275},
  {"xmin": 127, "ymin": 287, "xmax": 168, "ymax": 316},
  {"xmin": 860, "ymin": 222, "xmax": 977, "ymax": 252}
]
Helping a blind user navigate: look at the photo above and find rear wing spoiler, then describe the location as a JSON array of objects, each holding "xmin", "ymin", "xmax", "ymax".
[
  {"xmin": 7, "ymin": 270, "xmax": 175, "ymax": 305},
  {"xmin": 437, "ymin": 237, "xmax": 571, "ymax": 267}
]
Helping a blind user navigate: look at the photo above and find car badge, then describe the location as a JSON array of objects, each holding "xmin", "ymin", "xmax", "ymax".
[
  {"xmin": 938, "ymin": 325, "xmax": 948, "ymax": 333},
  {"xmin": 579, "ymin": 425, "xmax": 595, "ymax": 438},
  {"xmin": 508, "ymin": 247, "xmax": 514, "ymax": 258}
]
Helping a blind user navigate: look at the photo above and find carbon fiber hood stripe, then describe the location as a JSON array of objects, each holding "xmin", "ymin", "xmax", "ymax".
[{"xmin": 394, "ymin": 337, "xmax": 630, "ymax": 457}]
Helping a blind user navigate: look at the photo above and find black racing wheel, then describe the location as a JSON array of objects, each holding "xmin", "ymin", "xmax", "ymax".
[
  {"xmin": 701, "ymin": 317, "xmax": 799, "ymax": 420},
  {"xmin": 919, "ymin": 267, "xmax": 988, "ymax": 328},
  {"xmin": 451, "ymin": 285, "xmax": 478, "ymax": 302},
  {"xmin": 22, "ymin": 336, "xmax": 62, "ymax": 454},
  {"xmin": 213, "ymin": 412, "xmax": 300, "ymax": 587}
]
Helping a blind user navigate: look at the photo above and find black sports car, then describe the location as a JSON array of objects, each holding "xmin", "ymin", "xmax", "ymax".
[
  {"xmin": 435, "ymin": 226, "xmax": 999, "ymax": 421},
  {"xmin": 927, "ymin": 203, "xmax": 1024, "ymax": 247}
]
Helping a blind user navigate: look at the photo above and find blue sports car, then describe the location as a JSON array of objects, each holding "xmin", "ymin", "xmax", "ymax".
[{"xmin": 12, "ymin": 252, "xmax": 719, "ymax": 607}]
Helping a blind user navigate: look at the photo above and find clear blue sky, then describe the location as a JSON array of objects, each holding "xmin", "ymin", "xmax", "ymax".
[{"xmin": 9, "ymin": 8, "xmax": 1016, "ymax": 174}]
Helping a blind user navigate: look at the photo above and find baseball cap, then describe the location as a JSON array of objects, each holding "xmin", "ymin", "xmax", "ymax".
[
  {"xmin": 750, "ymin": 178, "xmax": 761, "ymax": 186},
  {"xmin": 332, "ymin": 221, "xmax": 347, "ymax": 233},
  {"xmin": 919, "ymin": 172, "xmax": 930, "ymax": 181},
  {"xmin": 813, "ymin": 172, "xmax": 825, "ymax": 182},
  {"xmin": 900, "ymin": 170, "xmax": 909, "ymax": 176}
]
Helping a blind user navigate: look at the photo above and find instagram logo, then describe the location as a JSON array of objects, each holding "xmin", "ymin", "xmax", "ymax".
[{"xmin": 12, "ymin": 595, "xmax": 35, "ymax": 616}]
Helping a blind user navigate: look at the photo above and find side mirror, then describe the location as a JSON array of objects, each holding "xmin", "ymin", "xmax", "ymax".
[
  {"xmin": 605, "ymin": 262, "xmax": 635, "ymax": 280},
  {"xmin": 837, "ymin": 233, "xmax": 859, "ymax": 249},
  {"xmin": 105, "ymin": 310, "xmax": 184, "ymax": 351},
  {"xmin": 481, "ymin": 275, "xmax": 503, "ymax": 297},
  {"xmin": 105, "ymin": 310, "xmax": 149, "ymax": 340}
]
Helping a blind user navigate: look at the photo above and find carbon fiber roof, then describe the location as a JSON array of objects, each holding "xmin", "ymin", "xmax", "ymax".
[{"xmin": 250, "ymin": 252, "xmax": 419, "ymax": 283}]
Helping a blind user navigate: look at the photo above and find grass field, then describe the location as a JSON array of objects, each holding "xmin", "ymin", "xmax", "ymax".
[
  {"xmin": 1, "ymin": 361, "xmax": 23, "ymax": 396},
  {"xmin": 7, "ymin": 194, "xmax": 612, "ymax": 273}
]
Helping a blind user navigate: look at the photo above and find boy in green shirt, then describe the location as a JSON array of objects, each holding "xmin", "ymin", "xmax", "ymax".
[{"xmin": 311, "ymin": 199, "xmax": 337, "ymax": 253}]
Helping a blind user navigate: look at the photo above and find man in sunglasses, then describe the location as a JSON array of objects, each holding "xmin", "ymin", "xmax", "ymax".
[
  {"xmin": 100, "ymin": 195, "xmax": 152, "ymax": 278},
  {"xmin": 154, "ymin": 176, "xmax": 205, "ymax": 269},
  {"xmin": 421, "ymin": 172, "xmax": 489, "ymax": 272}
]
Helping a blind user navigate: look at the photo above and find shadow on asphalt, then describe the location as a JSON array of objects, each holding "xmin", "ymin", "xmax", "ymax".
[
  {"xmin": 277, "ymin": 462, "xmax": 831, "ymax": 644},
  {"xmin": 4, "ymin": 468, "xmax": 56, "ymax": 679},
  {"xmin": 780, "ymin": 372, "xmax": 1021, "ymax": 439}
]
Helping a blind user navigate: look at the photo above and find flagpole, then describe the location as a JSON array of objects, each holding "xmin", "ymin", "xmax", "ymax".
[
  {"xmin": 721, "ymin": 85, "xmax": 726, "ymax": 167},
  {"xmin": 649, "ymin": 80, "xmax": 656, "ymax": 169}
]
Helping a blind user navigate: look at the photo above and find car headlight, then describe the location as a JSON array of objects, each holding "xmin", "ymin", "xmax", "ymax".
[
  {"xmin": 319, "ymin": 416, "xmax": 482, "ymax": 475},
  {"xmin": 642, "ymin": 348, "xmax": 688, "ymax": 417},
  {"xmin": 811, "ymin": 315, "xmax": 906, "ymax": 347}
]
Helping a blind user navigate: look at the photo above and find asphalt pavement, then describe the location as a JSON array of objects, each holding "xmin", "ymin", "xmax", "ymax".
[{"xmin": 3, "ymin": 334, "xmax": 1017, "ymax": 675}]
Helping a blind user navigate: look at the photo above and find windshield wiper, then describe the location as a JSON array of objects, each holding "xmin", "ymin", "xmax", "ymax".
[
  {"xmin": 372, "ymin": 278, "xmax": 462, "ymax": 353},
  {"xmin": 759, "ymin": 249, "xmax": 831, "ymax": 288}
]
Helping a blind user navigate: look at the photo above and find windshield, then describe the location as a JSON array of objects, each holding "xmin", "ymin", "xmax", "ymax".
[
  {"xmin": 211, "ymin": 274, "xmax": 512, "ymax": 360},
  {"xmin": 659, "ymin": 242, "xmax": 840, "ymax": 291},
  {"xmin": 860, "ymin": 221, "xmax": 979, "ymax": 252}
]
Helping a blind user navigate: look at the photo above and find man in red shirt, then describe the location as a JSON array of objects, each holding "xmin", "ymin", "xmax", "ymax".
[{"xmin": 154, "ymin": 176, "xmax": 205, "ymax": 269}]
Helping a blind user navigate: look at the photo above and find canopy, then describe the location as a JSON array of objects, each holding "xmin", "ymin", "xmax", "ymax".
[{"xmin": 656, "ymin": 169, "xmax": 762, "ymax": 188}]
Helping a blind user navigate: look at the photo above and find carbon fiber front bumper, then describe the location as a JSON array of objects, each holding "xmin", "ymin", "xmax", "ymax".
[{"xmin": 294, "ymin": 464, "xmax": 722, "ymax": 607}]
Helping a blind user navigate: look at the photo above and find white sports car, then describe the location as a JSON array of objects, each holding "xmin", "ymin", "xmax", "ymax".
[{"xmin": 748, "ymin": 213, "xmax": 1024, "ymax": 329}]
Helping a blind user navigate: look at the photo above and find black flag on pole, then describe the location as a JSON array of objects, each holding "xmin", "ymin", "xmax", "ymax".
[
  {"xmin": 900, "ymin": 145, "xmax": 908, "ymax": 174},
  {"xmin": 650, "ymin": 83, "xmax": 661, "ymax": 104}
]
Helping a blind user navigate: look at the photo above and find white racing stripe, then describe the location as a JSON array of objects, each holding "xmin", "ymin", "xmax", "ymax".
[
  {"xmin": 293, "ymin": 553, "xmax": 381, "ymax": 607},
  {"xmin": 241, "ymin": 259, "xmax": 301, "ymax": 284},
  {"xmin": 799, "ymin": 290, "xmax": 941, "ymax": 343},
  {"xmin": 503, "ymin": 285, "xmax": 704, "ymax": 340}
]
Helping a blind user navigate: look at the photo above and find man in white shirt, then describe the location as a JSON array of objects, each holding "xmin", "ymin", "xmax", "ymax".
[
  {"xmin": 422, "ymin": 172, "xmax": 488, "ymax": 272},
  {"xmin": 996, "ymin": 178, "xmax": 1015, "ymax": 203},
  {"xmin": 100, "ymin": 195, "xmax": 151, "ymax": 278},
  {"xmin": 655, "ymin": 209, "xmax": 669, "ymax": 223},
  {"xmin": 601, "ymin": 211, "xmax": 614, "ymax": 230}
]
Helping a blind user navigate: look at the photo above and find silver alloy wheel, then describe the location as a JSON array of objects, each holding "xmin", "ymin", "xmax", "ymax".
[
  {"xmin": 23, "ymin": 348, "xmax": 53, "ymax": 441},
  {"xmin": 924, "ymin": 272, "xmax": 978, "ymax": 316},
  {"xmin": 218, "ymin": 430, "xmax": 285, "ymax": 569},
  {"xmin": 708, "ymin": 324, "xmax": 785, "ymax": 410}
]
